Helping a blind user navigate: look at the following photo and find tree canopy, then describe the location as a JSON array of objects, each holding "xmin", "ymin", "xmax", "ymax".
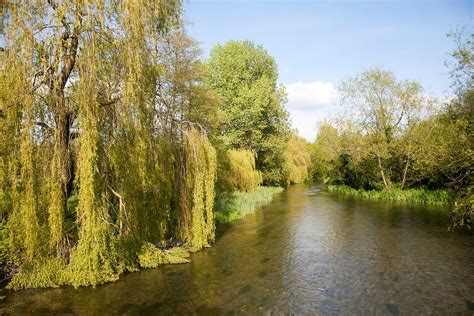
[{"xmin": 207, "ymin": 40, "xmax": 291, "ymax": 185}]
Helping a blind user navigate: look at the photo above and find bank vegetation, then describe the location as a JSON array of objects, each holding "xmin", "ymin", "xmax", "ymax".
[{"xmin": 0, "ymin": 2, "xmax": 311, "ymax": 289}]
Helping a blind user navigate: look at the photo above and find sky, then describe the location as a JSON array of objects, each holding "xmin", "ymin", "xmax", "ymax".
[{"xmin": 183, "ymin": 0, "xmax": 473, "ymax": 141}]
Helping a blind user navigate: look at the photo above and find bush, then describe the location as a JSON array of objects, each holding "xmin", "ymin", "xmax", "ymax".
[
  {"xmin": 138, "ymin": 242, "xmax": 164, "ymax": 269},
  {"xmin": 0, "ymin": 222, "xmax": 15, "ymax": 282}
]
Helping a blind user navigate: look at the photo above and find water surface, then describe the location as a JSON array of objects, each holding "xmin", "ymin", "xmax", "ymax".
[{"xmin": 1, "ymin": 184, "xmax": 473, "ymax": 315}]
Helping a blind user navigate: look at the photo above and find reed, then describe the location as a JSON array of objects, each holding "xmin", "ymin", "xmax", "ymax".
[
  {"xmin": 214, "ymin": 187, "xmax": 284, "ymax": 223},
  {"xmin": 327, "ymin": 184, "xmax": 453, "ymax": 206}
]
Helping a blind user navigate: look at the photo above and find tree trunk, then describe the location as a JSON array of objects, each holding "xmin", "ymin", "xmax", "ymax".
[
  {"xmin": 55, "ymin": 97, "xmax": 73, "ymax": 208},
  {"xmin": 377, "ymin": 155, "xmax": 391, "ymax": 191},
  {"xmin": 49, "ymin": 92, "xmax": 73, "ymax": 257},
  {"xmin": 401, "ymin": 158, "xmax": 410, "ymax": 190}
]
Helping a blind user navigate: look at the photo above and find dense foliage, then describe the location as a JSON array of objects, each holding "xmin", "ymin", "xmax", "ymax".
[
  {"xmin": 207, "ymin": 40, "xmax": 292, "ymax": 185},
  {"xmin": 284, "ymin": 135, "xmax": 312, "ymax": 185},
  {"xmin": 216, "ymin": 149, "xmax": 262, "ymax": 193}
]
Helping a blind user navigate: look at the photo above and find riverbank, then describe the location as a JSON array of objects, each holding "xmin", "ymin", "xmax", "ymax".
[
  {"xmin": 214, "ymin": 186, "xmax": 284, "ymax": 223},
  {"xmin": 1, "ymin": 186, "xmax": 284, "ymax": 290},
  {"xmin": 327, "ymin": 184, "xmax": 453, "ymax": 206},
  {"xmin": 6, "ymin": 241, "xmax": 193, "ymax": 290}
]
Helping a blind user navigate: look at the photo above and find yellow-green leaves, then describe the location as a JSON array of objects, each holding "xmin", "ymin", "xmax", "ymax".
[
  {"xmin": 284, "ymin": 135, "xmax": 311, "ymax": 185},
  {"xmin": 217, "ymin": 149, "xmax": 262, "ymax": 193},
  {"xmin": 180, "ymin": 128, "xmax": 217, "ymax": 251}
]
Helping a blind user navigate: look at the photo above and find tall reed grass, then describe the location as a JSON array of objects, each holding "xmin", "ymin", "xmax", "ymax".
[
  {"xmin": 327, "ymin": 184, "xmax": 452, "ymax": 206},
  {"xmin": 214, "ymin": 186, "xmax": 283, "ymax": 223}
]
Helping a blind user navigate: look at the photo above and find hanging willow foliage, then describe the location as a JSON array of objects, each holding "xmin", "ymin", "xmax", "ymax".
[
  {"xmin": 217, "ymin": 149, "xmax": 262, "ymax": 193},
  {"xmin": 178, "ymin": 127, "xmax": 217, "ymax": 251},
  {"xmin": 284, "ymin": 135, "xmax": 312, "ymax": 185},
  {"xmin": 1, "ymin": 1, "xmax": 222, "ymax": 290},
  {"xmin": 67, "ymin": 25, "xmax": 119, "ymax": 287}
]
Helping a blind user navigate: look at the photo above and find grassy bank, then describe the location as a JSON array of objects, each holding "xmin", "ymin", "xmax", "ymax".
[
  {"xmin": 327, "ymin": 184, "xmax": 453, "ymax": 206},
  {"xmin": 214, "ymin": 186, "xmax": 284, "ymax": 223}
]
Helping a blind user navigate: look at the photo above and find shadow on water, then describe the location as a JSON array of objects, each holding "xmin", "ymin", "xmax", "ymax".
[{"xmin": 1, "ymin": 184, "xmax": 473, "ymax": 315}]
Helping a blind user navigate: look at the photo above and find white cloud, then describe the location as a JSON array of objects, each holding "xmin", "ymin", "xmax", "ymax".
[
  {"xmin": 284, "ymin": 81, "xmax": 340, "ymax": 141},
  {"xmin": 285, "ymin": 81, "xmax": 338, "ymax": 110}
]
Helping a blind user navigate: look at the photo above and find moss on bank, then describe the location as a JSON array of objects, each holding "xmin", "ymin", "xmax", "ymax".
[
  {"xmin": 214, "ymin": 186, "xmax": 284, "ymax": 223},
  {"xmin": 327, "ymin": 184, "xmax": 453, "ymax": 206}
]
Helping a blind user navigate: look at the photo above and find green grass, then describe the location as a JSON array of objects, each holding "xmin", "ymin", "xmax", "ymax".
[
  {"xmin": 327, "ymin": 184, "xmax": 453, "ymax": 206},
  {"xmin": 214, "ymin": 186, "xmax": 284, "ymax": 223}
]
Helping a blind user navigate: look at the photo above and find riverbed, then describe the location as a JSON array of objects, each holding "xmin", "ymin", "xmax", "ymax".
[{"xmin": 1, "ymin": 184, "xmax": 473, "ymax": 314}]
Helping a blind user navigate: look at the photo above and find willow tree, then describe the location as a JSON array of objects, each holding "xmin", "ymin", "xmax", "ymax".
[
  {"xmin": 152, "ymin": 31, "xmax": 221, "ymax": 226},
  {"xmin": 284, "ymin": 134, "xmax": 311, "ymax": 185},
  {"xmin": 1, "ymin": 0, "xmax": 223, "ymax": 289}
]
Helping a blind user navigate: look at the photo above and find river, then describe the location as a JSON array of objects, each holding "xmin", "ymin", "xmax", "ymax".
[{"xmin": 1, "ymin": 184, "xmax": 473, "ymax": 315}]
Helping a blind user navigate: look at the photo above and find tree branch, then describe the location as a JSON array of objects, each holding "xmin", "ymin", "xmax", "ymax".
[{"xmin": 36, "ymin": 121, "xmax": 53, "ymax": 132}]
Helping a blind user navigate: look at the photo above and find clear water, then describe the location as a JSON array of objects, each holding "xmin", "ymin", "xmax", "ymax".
[{"xmin": 1, "ymin": 184, "xmax": 473, "ymax": 315}]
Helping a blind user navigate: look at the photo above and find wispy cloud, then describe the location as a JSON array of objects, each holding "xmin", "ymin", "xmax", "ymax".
[
  {"xmin": 285, "ymin": 81, "xmax": 338, "ymax": 110},
  {"xmin": 285, "ymin": 81, "xmax": 339, "ymax": 141}
]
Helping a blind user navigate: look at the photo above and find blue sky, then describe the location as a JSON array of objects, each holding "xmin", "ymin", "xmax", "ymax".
[{"xmin": 183, "ymin": 0, "xmax": 473, "ymax": 140}]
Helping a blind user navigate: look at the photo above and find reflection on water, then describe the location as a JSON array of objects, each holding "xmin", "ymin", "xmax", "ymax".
[{"xmin": 1, "ymin": 184, "xmax": 473, "ymax": 314}]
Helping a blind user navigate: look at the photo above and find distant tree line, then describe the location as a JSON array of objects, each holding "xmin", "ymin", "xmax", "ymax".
[{"xmin": 311, "ymin": 30, "xmax": 473, "ymax": 229}]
